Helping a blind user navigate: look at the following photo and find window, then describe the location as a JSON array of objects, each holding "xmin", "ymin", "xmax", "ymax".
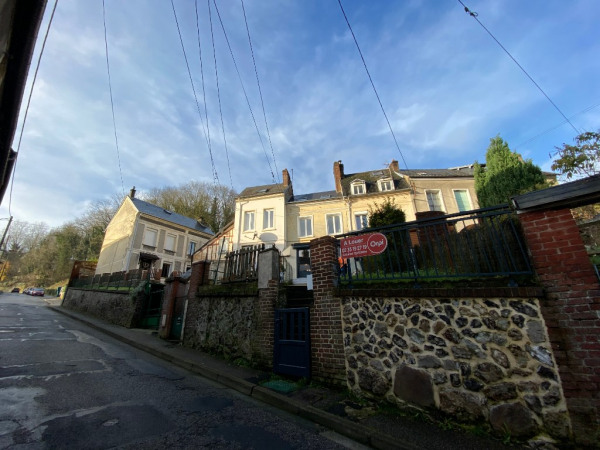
[
  {"xmin": 378, "ymin": 178, "xmax": 393, "ymax": 192},
  {"xmin": 355, "ymin": 213, "xmax": 368, "ymax": 231},
  {"xmin": 454, "ymin": 190, "xmax": 471, "ymax": 212},
  {"xmin": 426, "ymin": 190, "xmax": 444, "ymax": 212},
  {"xmin": 243, "ymin": 211, "xmax": 255, "ymax": 231},
  {"xmin": 164, "ymin": 234, "xmax": 176, "ymax": 252},
  {"xmin": 298, "ymin": 216, "xmax": 313, "ymax": 238},
  {"xmin": 351, "ymin": 181, "xmax": 365, "ymax": 195},
  {"xmin": 142, "ymin": 228, "xmax": 157, "ymax": 247},
  {"xmin": 263, "ymin": 209, "xmax": 274, "ymax": 229},
  {"xmin": 188, "ymin": 241, "xmax": 196, "ymax": 256},
  {"xmin": 296, "ymin": 248, "xmax": 311, "ymax": 278},
  {"xmin": 326, "ymin": 213, "xmax": 343, "ymax": 235},
  {"xmin": 161, "ymin": 262, "xmax": 171, "ymax": 278}
]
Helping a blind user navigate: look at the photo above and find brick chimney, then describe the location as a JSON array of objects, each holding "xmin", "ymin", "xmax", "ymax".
[
  {"xmin": 333, "ymin": 160, "xmax": 344, "ymax": 193},
  {"xmin": 129, "ymin": 186, "xmax": 136, "ymax": 198},
  {"xmin": 389, "ymin": 160, "xmax": 399, "ymax": 172},
  {"xmin": 282, "ymin": 168, "xmax": 291, "ymax": 187}
]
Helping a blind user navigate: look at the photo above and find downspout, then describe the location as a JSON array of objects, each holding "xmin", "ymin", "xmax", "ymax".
[{"xmin": 235, "ymin": 200, "xmax": 249, "ymax": 251}]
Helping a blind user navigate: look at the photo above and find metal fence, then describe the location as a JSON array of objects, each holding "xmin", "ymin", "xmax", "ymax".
[
  {"xmin": 70, "ymin": 268, "xmax": 144, "ymax": 291},
  {"xmin": 338, "ymin": 205, "xmax": 533, "ymax": 285}
]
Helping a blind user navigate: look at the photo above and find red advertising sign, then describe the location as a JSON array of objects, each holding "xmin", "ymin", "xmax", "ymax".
[{"xmin": 340, "ymin": 232, "xmax": 388, "ymax": 259}]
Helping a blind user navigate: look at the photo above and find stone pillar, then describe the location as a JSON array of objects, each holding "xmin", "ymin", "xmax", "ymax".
[
  {"xmin": 255, "ymin": 279, "xmax": 277, "ymax": 368},
  {"xmin": 309, "ymin": 235, "xmax": 346, "ymax": 385},
  {"xmin": 518, "ymin": 208, "xmax": 600, "ymax": 445}
]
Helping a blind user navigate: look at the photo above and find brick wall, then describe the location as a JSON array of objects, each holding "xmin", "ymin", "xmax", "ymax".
[
  {"xmin": 309, "ymin": 235, "xmax": 346, "ymax": 384},
  {"xmin": 519, "ymin": 208, "xmax": 600, "ymax": 445}
]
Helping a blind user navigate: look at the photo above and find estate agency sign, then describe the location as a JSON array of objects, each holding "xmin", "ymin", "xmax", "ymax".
[{"xmin": 340, "ymin": 232, "xmax": 388, "ymax": 259}]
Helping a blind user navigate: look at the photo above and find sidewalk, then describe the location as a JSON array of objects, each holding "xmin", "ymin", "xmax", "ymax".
[{"xmin": 48, "ymin": 302, "xmax": 517, "ymax": 450}]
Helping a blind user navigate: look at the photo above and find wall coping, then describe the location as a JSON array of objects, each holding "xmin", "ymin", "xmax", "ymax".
[
  {"xmin": 66, "ymin": 287, "xmax": 131, "ymax": 296},
  {"xmin": 337, "ymin": 286, "xmax": 544, "ymax": 299}
]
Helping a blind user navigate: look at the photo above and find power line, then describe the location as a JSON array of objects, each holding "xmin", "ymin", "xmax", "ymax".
[
  {"xmin": 102, "ymin": 0, "xmax": 125, "ymax": 197},
  {"xmin": 337, "ymin": 0, "xmax": 409, "ymax": 171},
  {"xmin": 514, "ymin": 101, "xmax": 600, "ymax": 150},
  {"xmin": 171, "ymin": 0, "xmax": 219, "ymax": 186},
  {"xmin": 211, "ymin": 0, "xmax": 276, "ymax": 183},
  {"xmin": 9, "ymin": 0, "xmax": 59, "ymax": 215},
  {"xmin": 240, "ymin": 0, "xmax": 280, "ymax": 183},
  {"xmin": 207, "ymin": 0, "xmax": 232, "ymax": 189},
  {"xmin": 457, "ymin": 0, "xmax": 581, "ymax": 137}
]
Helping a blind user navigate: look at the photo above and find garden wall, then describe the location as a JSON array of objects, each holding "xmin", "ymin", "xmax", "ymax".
[
  {"xmin": 62, "ymin": 287, "xmax": 144, "ymax": 328},
  {"xmin": 340, "ymin": 291, "xmax": 568, "ymax": 441}
]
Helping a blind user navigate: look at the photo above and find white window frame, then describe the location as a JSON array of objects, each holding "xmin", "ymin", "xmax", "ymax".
[
  {"xmin": 351, "ymin": 181, "xmax": 366, "ymax": 195},
  {"xmin": 425, "ymin": 189, "xmax": 445, "ymax": 212},
  {"xmin": 378, "ymin": 178, "xmax": 393, "ymax": 192},
  {"xmin": 142, "ymin": 228, "xmax": 158, "ymax": 247},
  {"xmin": 298, "ymin": 216, "xmax": 313, "ymax": 238},
  {"xmin": 453, "ymin": 189, "xmax": 472, "ymax": 212},
  {"xmin": 243, "ymin": 211, "xmax": 255, "ymax": 231},
  {"xmin": 354, "ymin": 212, "xmax": 368, "ymax": 231},
  {"xmin": 326, "ymin": 213, "xmax": 343, "ymax": 235},
  {"xmin": 263, "ymin": 209, "xmax": 275, "ymax": 230},
  {"xmin": 164, "ymin": 233, "xmax": 176, "ymax": 252}
]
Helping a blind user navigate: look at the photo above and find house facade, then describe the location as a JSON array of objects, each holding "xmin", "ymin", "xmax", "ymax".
[
  {"xmin": 224, "ymin": 159, "xmax": 480, "ymax": 285},
  {"xmin": 95, "ymin": 188, "xmax": 213, "ymax": 278}
]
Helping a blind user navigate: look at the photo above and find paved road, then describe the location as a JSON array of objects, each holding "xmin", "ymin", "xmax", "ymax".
[{"xmin": 0, "ymin": 293, "xmax": 366, "ymax": 449}]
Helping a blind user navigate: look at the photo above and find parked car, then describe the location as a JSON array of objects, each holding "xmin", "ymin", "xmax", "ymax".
[
  {"xmin": 23, "ymin": 287, "xmax": 32, "ymax": 294},
  {"xmin": 11, "ymin": 287, "xmax": 19, "ymax": 293},
  {"xmin": 30, "ymin": 288, "xmax": 44, "ymax": 297}
]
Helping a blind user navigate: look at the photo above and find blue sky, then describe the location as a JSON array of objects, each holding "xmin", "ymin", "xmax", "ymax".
[{"xmin": 4, "ymin": 0, "xmax": 600, "ymax": 227}]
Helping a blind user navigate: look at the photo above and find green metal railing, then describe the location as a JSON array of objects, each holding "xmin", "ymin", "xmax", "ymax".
[{"xmin": 70, "ymin": 269, "xmax": 144, "ymax": 292}]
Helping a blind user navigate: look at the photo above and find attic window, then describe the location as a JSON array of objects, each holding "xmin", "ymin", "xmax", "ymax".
[
  {"xmin": 417, "ymin": 172, "xmax": 427, "ymax": 175},
  {"xmin": 378, "ymin": 178, "xmax": 394, "ymax": 192},
  {"xmin": 320, "ymin": 194, "xmax": 332, "ymax": 199},
  {"xmin": 163, "ymin": 209, "xmax": 172, "ymax": 215},
  {"xmin": 370, "ymin": 170, "xmax": 385, "ymax": 176},
  {"xmin": 257, "ymin": 188, "xmax": 268, "ymax": 193},
  {"xmin": 351, "ymin": 180, "xmax": 366, "ymax": 195}
]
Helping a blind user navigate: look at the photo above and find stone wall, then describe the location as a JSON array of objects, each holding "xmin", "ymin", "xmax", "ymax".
[
  {"xmin": 182, "ymin": 294, "xmax": 261, "ymax": 363},
  {"xmin": 63, "ymin": 287, "xmax": 143, "ymax": 328},
  {"xmin": 341, "ymin": 293, "xmax": 570, "ymax": 441}
]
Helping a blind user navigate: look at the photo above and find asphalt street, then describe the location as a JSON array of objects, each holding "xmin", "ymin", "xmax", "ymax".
[{"xmin": 0, "ymin": 293, "xmax": 367, "ymax": 449}]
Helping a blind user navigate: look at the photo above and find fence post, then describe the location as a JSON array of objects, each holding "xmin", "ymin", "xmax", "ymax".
[
  {"xmin": 255, "ymin": 247, "xmax": 279, "ymax": 367},
  {"xmin": 517, "ymin": 207, "xmax": 600, "ymax": 445},
  {"xmin": 309, "ymin": 235, "xmax": 346, "ymax": 385},
  {"xmin": 159, "ymin": 274, "xmax": 181, "ymax": 339}
]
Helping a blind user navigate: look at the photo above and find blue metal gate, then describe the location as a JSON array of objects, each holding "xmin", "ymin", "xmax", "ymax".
[{"xmin": 274, "ymin": 307, "xmax": 310, "ymax": 378}]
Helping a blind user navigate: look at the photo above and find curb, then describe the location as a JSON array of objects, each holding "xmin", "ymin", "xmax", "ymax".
[{"xmin": 50, "ymin": 306, "xmax": 416, "ymax": 450}]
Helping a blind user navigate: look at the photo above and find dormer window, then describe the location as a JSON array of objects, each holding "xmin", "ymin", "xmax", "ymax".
[
  {"xmin": 378, "ymin": 178, "xmax": 393, "ymax": 192},
  {"xmin": 351, "ymin": 180, "xmax": 366, "ymax": 195}
]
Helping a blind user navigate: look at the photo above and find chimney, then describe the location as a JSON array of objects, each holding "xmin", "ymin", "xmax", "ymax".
[
  {"xmin": 282, "ymin": 168, "xmax": 291, "ymax": 187},
  {"xmin": 129, "ymin": 186, "xmax": 136, "ymax": 198},
  {"xmin": 333, "ymin": 160, "xmax": 344, "ymax": 193},
  {"xmin": 389, "ymin": 160, "xmax": 399, "ymax": 172}
]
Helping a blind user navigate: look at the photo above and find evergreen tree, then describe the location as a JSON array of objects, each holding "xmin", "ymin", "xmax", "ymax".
[
  {"xmin": 368, "ymin": 198, "xmax": 406, "ymax": 228},
  {"xmin": 474, "ymin": 136, "xmax": 547, "ymax": 207}
]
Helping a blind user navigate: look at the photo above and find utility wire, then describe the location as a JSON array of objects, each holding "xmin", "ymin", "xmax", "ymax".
[
  {"xmin": 240, "ymin": 0, "xmax": 280, "ymax": 184},
  {"xmin": 102, "ymin": 0, "xmax": 125, "ymax": 197},
  {"xmin": 337, "ymin": 0, "xmax": 409, "ymax": 171},
  {"xmin": 457, "ymin": 0, "xmax": 581, "ymax": 136},
  {"xmin": 207, "ymin": 0, "xmax": 230, "ymax": 188},
  {"xmin": 9, "ymin": 0, "xmax": 59, "ymax": 215},
  {"xmin": 171, "ymin": 0, "xmax": 219, "ymax": 185},
  {"xmin": 514, "ymin": 101, "xmax": 600, "ymax": 151},
  {"xmin": 211, "ymin": 0, "xmax": 276, "ymax": 183}
]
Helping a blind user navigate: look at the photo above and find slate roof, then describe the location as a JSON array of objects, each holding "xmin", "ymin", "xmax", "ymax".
[
  {"xmin": 130, "ymin": 198, "xmax": 213, "ymax": 235},
  {"xmin": 237, "ymin": 183, "xmax": 288, "ymax": 199},
  {"xmin": 396, "ymin": 167, "xmax": 476, "ymax": 178},
  {"xmin": 290, "ymin": 190, "xmax": 341, "ymax": 203}
]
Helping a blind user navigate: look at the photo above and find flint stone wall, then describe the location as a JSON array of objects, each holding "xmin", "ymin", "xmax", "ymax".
[
  {"xmin": 183, "ymin": 295, "xmax": 260, "ymax": 362},
  {"xmin": 62, "ymin": 288, "xmax": 142, "ymax": 328},
  {"xmin": 342, "ymin": 295, "xmax": 570, "ymax": 440}
]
